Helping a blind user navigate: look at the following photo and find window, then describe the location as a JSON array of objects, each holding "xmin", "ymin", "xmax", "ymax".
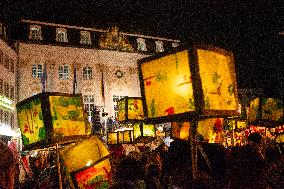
[
  {"xmin": 0, "ymin": 79, "xmax": 2, "ymax": 95},
  {"xmin": 172, "ymin": 42, "xmax": 179, "ymax": 48},
  {"xmin": 29, "ymin": 25, "xmax": 42, "ymax": 40},
  {"xmin": 0, "ymin": 23, "xmax": 2, "ymax": 35},
  {"xmin": 83, "ymin": 66, "xmax": 93, "ymax": 80},
  {"xmin": 0, "ymin": 50, "xmax": 3, "ymax": 65},
  {"xmin": 10, "ymin": 113, "xmax": 14, "ymax": 128},
  {"xmin": 4, "ymin": 82, "xmax": 9, "ymax": 97},
  {"xmin": 31, "ymin": 64, "xmax": 43, "ymax": 78},
  {"xmin": 137, "ymin": 38, "xmax": 147, "ymax": 51},
  {"xmin": 155, "ymin": 41, "xmax": 164, "ymax": 52},
  {"xmin": 83, "ymin": 95, "xmax": 95, "ymax": 116},
  {"xmin": 113, "ymin": 95, "xmax": 126, "ymax": 118},
  {"xmin": 58, "ymin": 64, "xmax": 69, "ymax": 79},
  {"xmin": 3, "ymin": 55, "xmax": 9, "ymax": 69},
  {"xmin": 4, "ymin": 111, "xmax": 8, "ymax": 126},
  {"xmin": 10, "ymin": 59, "xmax": 14, "ymax": 73},
  {"xmin": 0, "ymin": 110, "xmax": 2, "ymax": 125},
  {"xmin": 56, "ymin": 28, "xmax": 68, "ymax": 42},
  {"xmin": 3, "ymin": 26, "xmax": 6, "ymax": 39},
  {"xmin": 10, "ymin": 86, "xmax": 14, "ymax": 100},
  {"xmin": 80, "ymin": 31, "xmax": 91, "ymax": 45}
]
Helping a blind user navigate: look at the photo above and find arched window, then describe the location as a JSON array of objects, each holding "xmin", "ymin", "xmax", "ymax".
[{"xmin": 56, "ymin": 28, "xmax": 68, "ymax": 42}]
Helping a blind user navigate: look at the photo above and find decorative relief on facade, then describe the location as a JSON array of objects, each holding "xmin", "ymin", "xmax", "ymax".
[
  {"xmin": 99, "ymin": 26, "xmax": 134, "ymax": 52},
  {"xmin": 58, "ymin": 81, "xmax": 71, "ymax": 92},
  {"xmin": 81, "ymin": 80, "xmax": 95, "ymax": 93}
]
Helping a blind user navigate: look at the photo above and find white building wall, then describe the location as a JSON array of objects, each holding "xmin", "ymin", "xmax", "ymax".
[
  {"xmin": 17, "ymin": 43, "xmax": 148, "ymax": 117},
  {"xmin": 0, "ymin": 38, "xmax": 18, "ymax": 134}
]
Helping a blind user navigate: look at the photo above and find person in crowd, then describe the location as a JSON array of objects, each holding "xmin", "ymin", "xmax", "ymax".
[
  {"xmin": 228, "ymin": 132, "xmax": 271, "ymax": 189},
  {"xmin": 144, "ymin": 164, "xmax": 161, "ymax": 189},
  {"xmin": 114, "ymin": 156, "xmax": 146, "ymax": 189},
  {"xmin": 0, "ymin": 141, "xmax": 17, "ymax": 189},
  {"xmin": 264, "ymin": 138, "xmax": 284, "ymax": 188}
]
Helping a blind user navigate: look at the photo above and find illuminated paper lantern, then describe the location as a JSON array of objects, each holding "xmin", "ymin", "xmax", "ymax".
[
  {"xmin": 107, "ymin": 132, "xmax": 118, "ymax": 145},
  {"xmin": 248, "ymin": 97, "xmax": 283, "ymax": 126},
  {"xmin": 133, "ymin": 123, "xmax": 155, "ymax": 140},
  {"xmin": 60, "ymin": 135, "xmax": 110, "ymax": 173},
  {"xmin": 60, "ymin": 136, "xmax": 111, "ymax": 188},
  {"xmin": 138, "ymin": 45, "xmax": 239, "ymax": 123},
  {"xmin": 171, "ymin": 121, "xmax": 190, "ymax": 140},
  {"xmin": 117, "ymin": 97, "xmax": 144, "ymax": 122},
  {"xmin": 197, "ymin": 118, "xmax": 224, "ymax": 143},
  {"xmin": 107, "ymin": 129, "xmax": 134, "ymax": 145},
  {"xmin": 17, "ymin": 92, "xmax": 90, "ymax": 150}
]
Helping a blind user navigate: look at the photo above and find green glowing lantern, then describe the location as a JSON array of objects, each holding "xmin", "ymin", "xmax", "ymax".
[{"xmin": 16, "ymin": 92, "xmax": 90, "ymax": 150}]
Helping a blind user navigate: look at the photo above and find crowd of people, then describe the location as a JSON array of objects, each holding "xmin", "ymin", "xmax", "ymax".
[
  {"xmin": 109, "ymin": 133, "xmax": 284, "ymax": 189},
  {"xmin": 1, "ymin": 132, "xmax": 283, "ymax": 188}
]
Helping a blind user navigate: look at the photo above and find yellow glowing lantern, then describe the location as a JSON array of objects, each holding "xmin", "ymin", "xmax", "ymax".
[
  {"xmin": 17, "ymin": 92, "xmax": 90, "ymax": 150},
  {"xmin": 107, "ymin": 128, "xmax": 134, "ymax": 145},
  {"xmin": 138, "ymin": 45, "xmax": 239, "ymax": 123},
  {"xmin": 133, "ymin": 123, "xmax": 155, "ymax": 140},
  {"xmin": 60, "ymin": 135, "xmax": 111, "ymax": 188},
  {"xmin": 248, "ymin": 97, "xmax": 283, "ymax": 126},
  {"xmin": 107, "ymin": 132, "xmax": 118, "ymax": 145},
  {"xmin": 117, "ymin": 97, "xmax": 144, "ymax": 122}
]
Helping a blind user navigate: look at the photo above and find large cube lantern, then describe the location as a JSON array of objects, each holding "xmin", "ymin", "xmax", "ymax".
[
  {"xmin": 138, "ymin": 45, "xmax": 239, "ymax": 123},
  {"xmin": 117, "ymin": 97, "xmax": 144, "ymax": 122},
  {"xmin": 17, "ymin": 92, "xmax": 89, "ymax": 150}
]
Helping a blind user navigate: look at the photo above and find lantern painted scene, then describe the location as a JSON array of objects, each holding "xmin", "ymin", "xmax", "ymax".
[
  {"xmin": 17, "ymin": 92, "xmax": 90, "ymax": 150},
  {"xmin": 133, "ymin": 123, "xmax": 155, "ymax": 140},
  {"xmin": 197, "ymin": 118, "xmax": 225, "ymax": 144},
  {"xmin": 60, "ymin": 135, "xmax": 111, "ymax": 189},
  {"xmin": 138, "ymin": 45, "xmax": 239, "ymax": 123},
  {"xmin": 117, "ymin": 97, "xmax": 144, "ymax": 122},
  {"xmin": 248, "ymin": 97, "xmax": 283, "ymax": 126}
]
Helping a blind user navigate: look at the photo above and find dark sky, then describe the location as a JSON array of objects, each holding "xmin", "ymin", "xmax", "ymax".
[{"xmin": 2, "ymin": 0, "xmax": 284, "ymax": 97}]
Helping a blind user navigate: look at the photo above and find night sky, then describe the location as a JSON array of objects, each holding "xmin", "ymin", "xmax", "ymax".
[{"xmin": 2, "ymin": 0, "xmax": 284, "ymax": 97}]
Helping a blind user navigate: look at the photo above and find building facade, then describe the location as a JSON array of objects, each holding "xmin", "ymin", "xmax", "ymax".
[
  {"xmin": 0, "ymin": 21, "xmax": 18, "ymax": 139},
  {"xmin": 16, "ymin": 19, "xmax": 180, "ymax": 119}
]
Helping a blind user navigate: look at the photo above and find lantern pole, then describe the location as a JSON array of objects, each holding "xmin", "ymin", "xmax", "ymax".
[
  {"xmin": 190, "ymin": 119, "xmax": 198, "ymax": 179},
  {"xmin": 56, "ymin": 143, "xmax": 63, "ymax": 189}
]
